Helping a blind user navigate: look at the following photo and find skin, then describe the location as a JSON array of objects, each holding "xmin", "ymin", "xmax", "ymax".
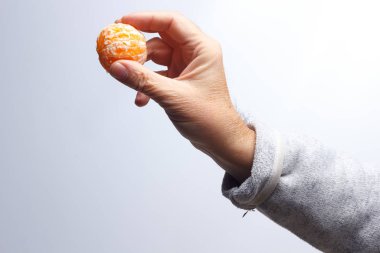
[{"xmin": 110, "ymin": 11, "xmax": 255, "ymax": 183}]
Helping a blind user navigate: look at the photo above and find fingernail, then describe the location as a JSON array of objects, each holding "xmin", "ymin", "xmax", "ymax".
[{"xmin": 109, "ymin": 62, "xmax": 128, "ymax": 81}]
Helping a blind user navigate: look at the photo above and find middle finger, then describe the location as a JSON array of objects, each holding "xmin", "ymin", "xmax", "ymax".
[{"xmin": 146, "ymin": 37, "xmax": 173, "ymax": 66}]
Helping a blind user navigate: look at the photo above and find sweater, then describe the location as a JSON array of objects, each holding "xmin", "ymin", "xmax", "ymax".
[{"xmin": 222, "ymin": 121, "xmax": 380, "ymax": 253}]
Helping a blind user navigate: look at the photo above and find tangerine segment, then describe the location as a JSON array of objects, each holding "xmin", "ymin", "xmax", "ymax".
[{"xmin": 96, "ymin": 23, "xmax": 147, "ymax": 71}]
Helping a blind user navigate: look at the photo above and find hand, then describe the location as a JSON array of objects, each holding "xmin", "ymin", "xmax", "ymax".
[{"xmin": 110, "ymin": 12, "xmax": 255, "ymax": 182}]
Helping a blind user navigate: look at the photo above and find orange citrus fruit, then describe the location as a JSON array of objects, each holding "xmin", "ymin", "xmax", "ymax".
[{"xmin": 96, "ymin": 23, "xmax": 147, "ymax": 71}]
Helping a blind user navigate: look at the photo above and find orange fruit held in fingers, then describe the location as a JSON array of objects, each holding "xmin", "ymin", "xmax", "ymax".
[{"xmin": 96, "ymin": 23, "xmax": 147, "ymax": 72}]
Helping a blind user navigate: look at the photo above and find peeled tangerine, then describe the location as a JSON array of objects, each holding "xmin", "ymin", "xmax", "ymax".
[{"xmin": 96, "ymin": 23, "xmax": 147, "ymax": 72}]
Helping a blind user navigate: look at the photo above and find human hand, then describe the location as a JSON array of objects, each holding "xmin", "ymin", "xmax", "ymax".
[{"xmin": 110, "ymin": 12, "xmax": 255, "ymax": 182}]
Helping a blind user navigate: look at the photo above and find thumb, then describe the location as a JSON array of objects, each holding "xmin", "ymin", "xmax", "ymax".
[{"xmin": 109, "ymin": 60, "xmax": 173, "ymax": 101}]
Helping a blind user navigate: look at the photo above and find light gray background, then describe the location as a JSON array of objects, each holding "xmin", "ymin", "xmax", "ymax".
[{"xmin": 1, "ymin": 0, "xmax": 379, "ymax": 252}]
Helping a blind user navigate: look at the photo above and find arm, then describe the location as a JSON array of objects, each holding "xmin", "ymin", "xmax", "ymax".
[
  {"xmin": 110, "ymin": 11, "xmax": 255, "ymax": 183},
  {"xmin": 223, "ymin": 121, "xmax": 380, "ymax": 252},
  {"xmin": 106, "ymin": 12, "xmax": 380, "ymax": 253}
]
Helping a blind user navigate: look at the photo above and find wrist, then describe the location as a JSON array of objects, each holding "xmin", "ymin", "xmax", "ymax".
[{"xmin": 206, "ymin": 114, "xmax": 256, "ymax": 183}]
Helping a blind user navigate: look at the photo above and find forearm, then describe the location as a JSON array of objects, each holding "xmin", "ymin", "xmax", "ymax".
[
  {"xmin": 222, "ymin": 121, "xmax": 380, "ymax": 252},
  {"xmin": 192, "ymin": 109, "xmax": 256, "ymax": 183}
]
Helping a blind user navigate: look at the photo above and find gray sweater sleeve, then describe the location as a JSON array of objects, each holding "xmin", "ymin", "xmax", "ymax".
[{"xmin": 222, "ymin": 121, "xmax": 380, "ymax": 253}]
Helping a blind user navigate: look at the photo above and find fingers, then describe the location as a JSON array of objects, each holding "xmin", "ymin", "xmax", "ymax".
[
  {"xmin": 134, "ymin": 70, "xmax": 168, "ymax": 107},
  {"xmin": 155, "ymin": 70, "xmax": 168, "ymax": 77},
  {"xmin": 117, "ymin": 11, "xmax": 202, "ymax": 44},
  {"xmin": 135, "ymin": 92, "xmax": 150, "ymax": 107},
  {"xmin": 109, "ymin": 60, "xmax": 174, "ymax": 103},
  {"xmin": 146, "ymin": 37, "xmax": 172, "ymax": 66}
]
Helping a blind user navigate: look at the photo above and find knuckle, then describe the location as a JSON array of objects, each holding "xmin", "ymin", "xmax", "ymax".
[
  {"xmin": 209, "ymin": 37, "xmax": 222, "ymax": 51},
  {"xmin": 130, "ymin": 69, "xmax": 149, "ymax": 93},
  {"xmin": 204, "ymin": 37, "xmax": 223, "ymax": 59}
]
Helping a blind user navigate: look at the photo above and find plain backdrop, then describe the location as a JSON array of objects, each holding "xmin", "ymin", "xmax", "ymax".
[{"xmin": 1, "ymin": 0, "xmax": 380, "ymax": 252}]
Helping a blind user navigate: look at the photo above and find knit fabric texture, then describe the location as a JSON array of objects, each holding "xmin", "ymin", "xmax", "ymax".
[{"xmin": 222, "ymin": 121, "xmax": 380, "ymax": 252}]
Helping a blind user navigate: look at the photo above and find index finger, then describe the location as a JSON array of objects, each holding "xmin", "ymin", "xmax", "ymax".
[{"xmin": 117, "ymin": 11, "xmax": 202, "ymax": 44}]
